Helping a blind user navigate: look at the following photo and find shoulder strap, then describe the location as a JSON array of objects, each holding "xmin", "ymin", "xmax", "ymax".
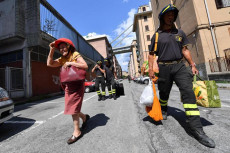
[{"xmin": 154, "ymin": 32, "xmax": 159, "ymax": 52}]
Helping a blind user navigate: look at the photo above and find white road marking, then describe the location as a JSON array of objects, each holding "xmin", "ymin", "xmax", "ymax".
[
  {"xmin": 83, "ymin": 94, "xmax": 97, "ymax": 102},
  {"xmin": 5, "ymin": 121, "xmax": 45, "ymax": 124},
  {"xmin": 48, "ymin": 111, "xmax": 64, "ymax": 120}
]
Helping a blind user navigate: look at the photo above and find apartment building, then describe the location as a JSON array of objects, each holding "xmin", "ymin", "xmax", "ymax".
[
  {"xmin": 128, "ymin": 40, "xmax": 140, "ymax": 78},
  {"xmin": 85, "ymin": 35, "xmax": 122, "ymax": 78},
  {"xmin": 151, "ymin": 0, "xmax": 230, "ymax": 80},
  {"xmin": 133, "ymin": 4, "xmax": 156, "ymax": 75}
]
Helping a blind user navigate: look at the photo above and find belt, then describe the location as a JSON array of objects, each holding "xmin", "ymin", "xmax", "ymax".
[{"xmin": 158, "ymin": 59, "xmax": 183, "ymax": 65}]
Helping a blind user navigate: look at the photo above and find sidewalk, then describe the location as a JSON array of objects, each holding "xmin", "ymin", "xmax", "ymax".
[
  {"xmin": 12, "ymin": 92, "xmax": 63, "ymax": 105},
  {"xmin": 216, "ymin": 83, "xmax": 230, "ymax": 89}
]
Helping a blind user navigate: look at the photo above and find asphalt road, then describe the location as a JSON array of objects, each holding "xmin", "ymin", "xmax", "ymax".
[{"xmin": 0, "ymin": 80, "xmax": 230, "ymax": 153}]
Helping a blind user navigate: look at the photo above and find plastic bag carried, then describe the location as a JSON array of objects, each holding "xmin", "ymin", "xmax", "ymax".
[
  {"xmin": 145, "ymin": 79, "xmax": 163, "ymax": 122},
  {"xmin": 140, "ymin": 79, "xmax": 153, "ymax": 107}
]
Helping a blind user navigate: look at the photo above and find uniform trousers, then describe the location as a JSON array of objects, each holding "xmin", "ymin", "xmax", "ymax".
[{"xmin": 158, "ymin": 62, "xmax": 202, "ymax": 129}]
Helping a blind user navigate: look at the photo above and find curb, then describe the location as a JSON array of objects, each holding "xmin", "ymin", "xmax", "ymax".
[{"xmin": 13, "ymin": 92, "xmax": 63, "ymax": 105}]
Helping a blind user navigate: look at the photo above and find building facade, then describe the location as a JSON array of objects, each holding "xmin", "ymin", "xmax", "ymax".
[
  {"xmin": 133, "ymin": 4, "xmax": 156, "ymax": 75},
  {"xmin": 151, "ymin": 0, "xmax": 230, "ymax": 80},
  {"xmin": 128, "ymin": 40, "xmax": 140, "ymax": 78},
  {"xmin": 0, "ymin": 0, "xmax": 103, "ymax": 98},
  {"xmin": 85, "ymin": 35, "xmax": 122, "ymax": 79}
]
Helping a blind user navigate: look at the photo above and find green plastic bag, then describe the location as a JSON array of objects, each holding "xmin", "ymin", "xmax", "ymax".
[{"xmin": 193, "ymin": 75, "xmax": 221, "ymax": 108}]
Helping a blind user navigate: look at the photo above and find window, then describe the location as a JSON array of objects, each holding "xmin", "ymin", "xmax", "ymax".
[
  {"xmin": 0, "ymin": 51, "xmax": 23, "ymax": 64},
  {"xmin": 142, "ymin": 7, "xmax": 146, "ymax": 12},
  {"xmin": 215, "ymin": 0, "xmax": 230, "ymax": 9},
  {"xmin": 145, "ymin": 25, "xmax": 149, "ymax": 31},
  {"xmin": 10, "ymin": 68, "xmax": 23, "ymax": 90},
  {"xmin": 144, "ymin": 16, "xmax": 148, "ymax": 21},
  {"xmin": 147, "ymin": 35, "xmax": 151, "ymax": 41}
]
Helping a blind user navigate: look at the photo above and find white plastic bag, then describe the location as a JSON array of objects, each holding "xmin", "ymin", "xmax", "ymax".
[{"xmin": 140, "ymin": 79, "xmax": 153, "ymax": 107}]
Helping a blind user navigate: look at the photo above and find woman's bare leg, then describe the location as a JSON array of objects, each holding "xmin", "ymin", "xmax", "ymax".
[
  {"xmin": 72, "ymin": 113, "xmax": 81, "ymax": 137},
  {"xmin": 78, "ymin": 112, "xmax": 86, "ymax": 122}
]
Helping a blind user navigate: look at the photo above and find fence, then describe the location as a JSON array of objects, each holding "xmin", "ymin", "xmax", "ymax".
[{"xmin": 209, "ymin": 57, "xmax": 230, "ymax": 72}]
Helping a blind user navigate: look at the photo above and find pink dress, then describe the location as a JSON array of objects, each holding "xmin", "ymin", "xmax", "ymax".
[
  {"xmin": 58, "ymin": 52, "xmax": 85, "ymax": 115},
  {"xmin": 62, "ymin": 81, "xmax": 85, "ymax": 114}
]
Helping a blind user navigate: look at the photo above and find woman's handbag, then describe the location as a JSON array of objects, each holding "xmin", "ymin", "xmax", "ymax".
[
  {"xmin": 60, "ymin": 66, "xmax": 86, "ymax": 83},
  {"xmin": 193, "ymin": 74, "xmax": 221, "ymax": 108}
]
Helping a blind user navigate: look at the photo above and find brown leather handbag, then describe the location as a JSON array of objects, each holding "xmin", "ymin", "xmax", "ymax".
[{"xmin": 59, "ymin": 66, "xmax": 86, "ymax": 83}]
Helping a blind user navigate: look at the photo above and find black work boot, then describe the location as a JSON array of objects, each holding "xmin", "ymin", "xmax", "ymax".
[
  {"xmin": 98, "ymin": 95, "xmax": 102, "ymax": 101},
  {"xmin": 102, "ymin": 96, "xmax": 105, "ymax": 101},
  {"xmin": 113, "ymin": 94, "xmax": 117, "ymax": 100},
  {"xmin": 188, "ymin": 127, "xmax": 215, "ymax": 148},
  {"xmin": 162, "ymin": 111, "xmax": 167, "ymax": 120},
  {"xmin": 109, "ymin": 94, "xmax": 112, "ymax": 99}
]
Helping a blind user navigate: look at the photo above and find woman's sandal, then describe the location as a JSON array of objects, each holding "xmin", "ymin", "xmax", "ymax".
[
  {"xmin": 67, "ymin": 133, "xmax": 83, "ymax": 144},
  {"xmin": 81, "ymin": 114, "xmax": 90, "ymax": 129}
]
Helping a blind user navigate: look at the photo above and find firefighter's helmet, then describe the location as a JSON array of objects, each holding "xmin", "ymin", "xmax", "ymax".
[{"xmin": 158, "ymin": 4, "xmax": 179, "ymax": 22}]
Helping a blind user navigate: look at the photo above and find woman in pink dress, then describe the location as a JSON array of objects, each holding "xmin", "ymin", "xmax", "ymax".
[{"xmin": 47, "ymin": 38, "xmax": 90, "ymax": 144}]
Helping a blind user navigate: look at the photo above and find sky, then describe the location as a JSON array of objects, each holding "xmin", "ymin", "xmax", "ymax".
[{"xmin": 46, "ymin": 0, "xmax": 150, "ymax": 71}]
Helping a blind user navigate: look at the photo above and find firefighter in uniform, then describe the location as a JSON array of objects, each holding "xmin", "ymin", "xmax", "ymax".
[
  {"xmin": 104, "ymin": 58, "xmax": 117, "ymax": 100},
  {"xmin": 92, "ymin": 60, "xmax": 106, "ymax": 101},
  {"xmin": 148, "ymin": 4, "xmax": 215, "ymax": 148}
]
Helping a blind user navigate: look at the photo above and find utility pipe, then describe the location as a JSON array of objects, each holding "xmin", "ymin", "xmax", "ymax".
[{"xmin": 204, "ymin": 0, "xmax": 220, "ymax": 58}]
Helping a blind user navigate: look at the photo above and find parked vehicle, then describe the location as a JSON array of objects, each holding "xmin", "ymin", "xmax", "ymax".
[
  {"xmin": 134, "ymin": 77, "xmax": 141, "ymax": 83},
  {"xmin": 0, "ymin": 87, "xmax": 14, "ymax": 124},
  {"xmin": 140, "ymin": 76, "xmax": 150, "ymax": 84},
  {"xmin": 118, "ymin": 79, "xmax": 123, "ymax": 82},
  {"xmin": 84, "ymin": 79, "xmax": 95, "ymax": 93}
]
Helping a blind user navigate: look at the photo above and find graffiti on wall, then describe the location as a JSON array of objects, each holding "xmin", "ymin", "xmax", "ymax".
[{"xmin": 52, "ymin": 75, "xmax": 60, "ymax": 85}]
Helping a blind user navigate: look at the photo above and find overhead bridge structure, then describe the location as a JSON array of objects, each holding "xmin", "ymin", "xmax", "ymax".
[{"xmin": 112, "ymin": 45, "xmax": 132, "ymax": 55}]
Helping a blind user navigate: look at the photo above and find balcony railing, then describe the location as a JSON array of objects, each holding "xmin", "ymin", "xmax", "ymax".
[{"xmin": 209, "ymin": 56, "xmax": 230, "ymax": 72}]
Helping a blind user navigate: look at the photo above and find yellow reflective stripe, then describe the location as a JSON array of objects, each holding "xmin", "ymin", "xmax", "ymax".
[
  {"xmin": 102, "ymin": 92, "xmax": 106, "ymax": 95},
  {"xmin": 162, "ymin": 5, "xmax": 170, "ymax": 13},
  {"xmin": 185, "ymin": 111, "xmax": 200, "ymax": 116},
  {"xmin": 159, "ymin": 99, "xmax": 167, "ymax": 103},
  {"xmin": 112, "ymin": 89, "xmax": 116, "ymax": 91},
  {"xmin": 160, "ymin": 103, "xmax": 167, "ymax": 106},
  {"xmin": 183, "ymin": 104, "xmax": 198, "ymax": 109},
  {"xmin": 154, "ymin": 32, "xmax": 159, "ymax": 52}
]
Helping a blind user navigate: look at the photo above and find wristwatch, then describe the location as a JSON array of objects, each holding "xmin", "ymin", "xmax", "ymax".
[{"xmin": 190, "ymin": 62, "xmax": 196, "ymax": 67}]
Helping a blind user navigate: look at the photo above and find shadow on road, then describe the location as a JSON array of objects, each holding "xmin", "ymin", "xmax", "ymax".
[
  {"xmin": 0, "ymin": 116, "xmax": 35, "ymax": 142},
  {"xmin": 167, "ymin": 106, "xmax": 213, "ymax": 127},
  {"xmin": 143, "ymin": 116, "xmax": 163, "ymax": 125},
  {"xmin": 82, "ymin": 113, "xmax": 110, "ymax": 135},
  {"xmin": 142, "ymin": 106, "xmax": 213, "ymax": 129}
]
